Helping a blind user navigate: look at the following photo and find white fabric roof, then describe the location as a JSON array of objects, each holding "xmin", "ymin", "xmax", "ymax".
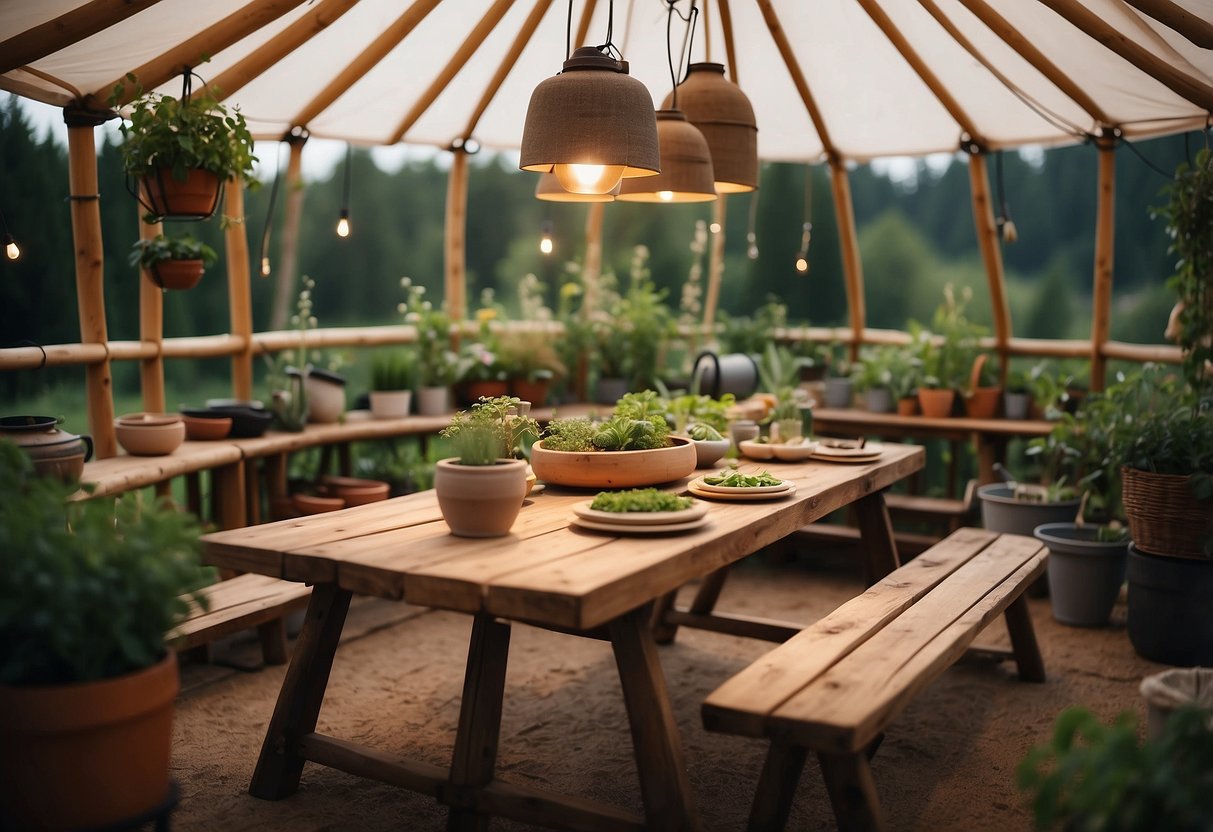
[{"xmin": 2, "ymin": 0, "xmax": 1210, "ymax": 162}]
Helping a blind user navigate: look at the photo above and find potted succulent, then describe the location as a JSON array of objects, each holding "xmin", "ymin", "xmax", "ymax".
[
  {"xmin": 369, "ymin": 349, "xmax": 418, "ymax": 420},
  {"xmin": 435, "ymin": 396, "xmax": 539, "ymax": 537},
  {"xmin": 114, "ymin": 80, "xmax": 257, "ymax": 220},
  {"xmin": 129, "ymin": 233, "xmax": 217, "ymax": 290},
  {"xmin": 0, "ymin": 442, "xmax": 213, "ymax": 829}
]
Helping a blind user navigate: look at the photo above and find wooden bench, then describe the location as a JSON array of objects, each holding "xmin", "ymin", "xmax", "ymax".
[
  {"xmin": 171, "ymin": 574, "xmax": 312, "ymax": 665},
  {"xmin": 702, "ymin": 528, "xmax": 1046, "ymax": 831}
]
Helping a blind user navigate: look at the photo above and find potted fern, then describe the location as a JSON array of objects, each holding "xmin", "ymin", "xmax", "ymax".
[
  {"xmin": 129, "ymin": 233, "xmax": 217, "ymax": 290},
  {"xmin": 0, "ymin": 442, "xmax": 213, "ymax": 829},
  {"xmin": 435, "ymin": 396, "xmax": 539, "ymax": 537}
]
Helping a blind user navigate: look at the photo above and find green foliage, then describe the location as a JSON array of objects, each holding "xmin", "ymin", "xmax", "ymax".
[
  {"xmin": 854, "ymin": 344, "xmax": 921, "ymax": 399},
  {"xmin": 494, "ymin": 328, "xmax": 565, "ymax": 381},
  {"xmin": 594, "ymin": 247, "xmax": 675, "ymax": 388},
  {"xmin": 129, "ymin": 233, "xmax": 217, "ymax": 268},
  {"xmin": 702, "ymin": 470, "xmax": 783, "ymax": 487},
  {"xmin": 543, "ymin": 417, "xmax": 598, "ymax": 451},
  {"xmin": 1017, "ymin": 705, "xmax": 1213, "ymax": 832},
  {"xmin": 613, "ymin": 390, "xmax": 672, "ymax": 445},
  {"xmin": 665, "ymin": 393, "xmax": 734, "ymax": 434},
  {"xmin": 399, "ymin": 276, "xmax": 458, "ymax": 386},
  {"xmin": 687, "ymin": 422, "xmax": 724, "ymax": 441},
  {"xmin": 370, "ymin": 349, "xmax": 418, "ymax": 391},
  {"xmin": 913, "ymin": 284, "xmax": 986, "ymax": 390},
  {"xmin": 719, "ymin": 297, "xmax": 788, "ymax": 356},
  {"xmin": 591, "ymin": 415, "xmax": 665, "ymax": 451},
  {"xmin": 113, "ymin": 79, "xmax": 257, "ymax": 184},
  {"xmin": 589, "ymin": 488, "xmax": 692, "ymax": 513},
  {"xmin": 757, "ymin": 342, "xmax": 807, "ymax": 394},
  {"xmin": 440, "ymin": 395, "xmax": 539, "ymax": 465},
  {"xmin": 0, "ymin": 442, "xmax": 213, "ymax": 685}
]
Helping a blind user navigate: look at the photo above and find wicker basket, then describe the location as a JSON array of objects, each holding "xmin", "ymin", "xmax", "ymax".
[{"xmin": 1121, "ymin": 466, "xmax": 1213, "ymax": 559}]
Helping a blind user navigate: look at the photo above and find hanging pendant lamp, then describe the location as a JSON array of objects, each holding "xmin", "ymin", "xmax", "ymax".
[
  {"xmin": 535, "ymin": 171, "xmax": 619, "ymax": 202},
  {"xmin": 520, "ymin": 47, "xmax": 660, "ymax": 195},
  {"xmin": 617, "ymin": 110, "xmax": 716, "ymax": 203},
  {"xmin": 661, "ymin": 63, "xmax": 758, "ymax": 193}
]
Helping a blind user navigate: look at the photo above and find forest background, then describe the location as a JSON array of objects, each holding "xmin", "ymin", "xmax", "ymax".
[{"xmin": 0, "ymin": 95, "xmax": 1195, "ymax": 405}]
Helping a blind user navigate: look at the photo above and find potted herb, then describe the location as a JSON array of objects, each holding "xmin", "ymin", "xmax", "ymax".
[
  {"xmin": 1005, "ymin": 368, "xmax": 1032, "ymax": 420},
  {"xmin": 913, "ymin": 286, "xmax": 984, "ymax": 417},
  {"xmin": 129, "ymin": 233, "xmax": 217, "ymax": 291},
  {"xmin": 369, "ymin": 349, "xmax": 418, "ymax": 420},
  {"xmin": 854, "ymin": 345, "xmax": 897, "ymax": 414},
  {"xmin": 592, "ymin": 247, "xmax": 674, "ymax": 401},
  {"xmin": 0, "ymin": 442, "xmax": 213, "ymax": 829},
  {"xmin": 114, "ymin": 79, "xmax": 257, "ymax": 220},
  {"xmin": 964, "ymin": 352, "xmax": 1002, "ymax": 419},
  {"xmin": 496, "ymin": 329, "xmax": 566, "ymax": 407},
  {"xmin": 435, "ymin": 396, "xmax": 539, "ymax": 537},
  {"xmin": 399, "ymin": 279, "xmax": 458, "ymax": 416},
  {"xmin": 822, "ymin": 343, "xmax": 854, "ymax": 408}
]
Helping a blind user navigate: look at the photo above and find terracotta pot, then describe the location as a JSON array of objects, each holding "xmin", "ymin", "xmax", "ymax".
[
  {"xmin": 0, "ymin": 415, "xmax": 93, "ymax": 482},
  {"xmin": 417, "ymin": 386, "xmax": 450, "ymax": 416},
  {"xmin": 292, "ymin": 493, "xmax": 346, "ymax": 515},
  {"xmin": 896, "ymin": 396, "xmax": 919, "ymax": 417},
  {"xmin": 305, "ymin": 368, "xmax": 346, "ymax": 424},
  {"xmin": 463, "ymin": 380, "xmax": 509, "ymax": 405},
  {"xmin": 140, "ymin": 167, "xmax": 221, "ymax": 219},
  {"xmin": 148, "ymin": 259, "xmax": 204, "ymax": 290},
  {"xmin": 530, "ymin": 436, "xmax": 697, "ymax": 489},
  {"xmin": 964, "ymin": 386, "xmax": 1002, "ymax": 419},
  {"xmin": 115, "ymin": 417, "xmax": 185, "ymax": 457},
  {"xmin": 511, "ymin": 378, "xmax": 550, "ymax": 408},
  {"xmin": 369, "ymin": 389, "xmax": 412, "ymax": 420},
  {"xmin": 434, "ymin": 458, "xmax": 528, "ymax": 537},
  {"xmin": 917, "ymin": 388, "xmax": 956, "ymax": 418},
  {"xmin": 182, "ymin": 414, "xmax": 231, "ymax": 440},
  {"xmin": 0, "ymin": 652, "xmax": 179, "ymax": 830},
  {"xmin": 320, "ymin": 475, "xmax": 390, "ymax": 507}
]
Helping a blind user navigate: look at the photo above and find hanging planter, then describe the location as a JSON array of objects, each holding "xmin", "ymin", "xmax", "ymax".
[
  {"xmin": 130, "ymin": 234, "xmax": 217, "ymax": 291},
  {"xmin": 140, "ymin": 167, "xmax": 222, "ymax": 220}
]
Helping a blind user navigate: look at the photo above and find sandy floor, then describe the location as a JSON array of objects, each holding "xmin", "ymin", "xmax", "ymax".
[{"xmin": 171, "ymin": 545, "xmax": 1162, "ymax": 832}]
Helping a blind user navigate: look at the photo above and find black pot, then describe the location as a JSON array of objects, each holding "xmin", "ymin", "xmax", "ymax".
[
  {"xmin": 201, "ymin": 405, "xmax": 273, "ymax": 438},
  {"xmin": 1127, "ymin": 543, "xmax": 1213, "ymax": 666}
]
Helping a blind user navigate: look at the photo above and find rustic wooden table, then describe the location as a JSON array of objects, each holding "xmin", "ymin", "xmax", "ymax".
[{"xmin": 201, "ymin": 443, "xmax": 924, "ymax": 831}]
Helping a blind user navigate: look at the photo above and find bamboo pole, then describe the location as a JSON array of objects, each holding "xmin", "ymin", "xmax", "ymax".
[
  {"xmin": 137, "ymin": 198, "xmax": 165, "ymax": 413},
  {"xmin": 462, "ymin": 0, "xmax": 554, "ymax": 140},
  {"xmin": 1090, "ymin": 138, "xmax": 1116, "ymax": 391},
  {"xmin": 389, "ymin": 0, "xmax": 518, "ymax": 144},
  {"xmin": 224, "ymin": 177, "xmax": 255, "ymax": 399},
  {"xmin": 828, "ymin": 158, "xmax": 866, "ymax": 360},
  {"xmin": 1122, "ymin": 0, "xmax": 1213, "ymax": 48},
  {"xmin": 1036, "ymin": 0, "xmax": 1213, "ymax": 111},
  {"xmin": 96, "ymin": 0, "xmax": 310, "ymax": 108},
  {"xmin": 967, "ymin": 153, "xmax": 1012, "ymax": 365},
  {"xmin": 271, "ymin": 136, "xmax": 307, "ymax": 331},
  {"xmin": 292, "ymin": 0, "xmax": 443, "ymax": 128},
  {"xmin": 0, "ymin": 0, "xmax": 164, "ymax": 74},
  {"xmin": 65, "ymin": 119, "xmax": 116, "ymax": 458},
  {"xmin": 445, "ymin": 149, "xmax": 470, "ymax": 324},
  {"xmin": 718, "ymin": 0, "xmax": 739, "ymax": 85},
  {"xmin": 703, "ymin": 199, "xmax": 726, "ymax": 333}
]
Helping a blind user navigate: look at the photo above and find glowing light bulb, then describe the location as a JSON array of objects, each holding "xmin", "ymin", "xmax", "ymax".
[
  {"xmin": 4, "ymin": 238, "xmax": 19, "ymax": 261},
  {"xmin": 336, "ymin": 211, "xmax": 350, "ymax": 238},
  {"xmin": 540, "ymin": 236, "xmax": 553, "ymax": 255},
  {"xmin": 795, "ymin": 255, "xmax": 809, "ymax": 274},
  {"xmin": 553, "ymin": 163, "xmax": 626, "ymax": 195},
  {"xmin": 709, "ymin": 222, "xmax": 721, "ymax": 234},
  {"xmin": 260, "ymin": 257, "xmax": 271, "ymax": 276},
  {"xmin": 657, "ymin": 190, "xmax": 675, "ymax": 202}
]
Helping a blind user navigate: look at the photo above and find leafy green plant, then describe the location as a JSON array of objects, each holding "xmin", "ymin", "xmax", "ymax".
[
  {"xmin": 687, "ymin": 422, "xmax": 723, "ymax": 441},
  {"xmin": 371, "ymin": 349, "xmax": 418, "ymax": 392},
  {"xmin": 591, "ymin": 415, "xmax": 665, "ymax": 451},
  {"xmin": 590, "ymin": 489, "xmax": 692, "ymax": 513},
  {"xmin": 542, "ymin": 392, "xmax": 673, "ymax": 452},
  {"xmin": 912, "ymin": 285, "xmax": 985, "ymax": 390},
  {"xmin": 440, "ymin": 396, "xmax": 539, "ymax": 465},
  {"xmin": 113, "ymin": 79, "xmax": 257, "ymax": 185},
  {"xmin": 542, "ymin": 417, "xmax": 599, "ymax": 452},
  {"xmin": 757, "ymin": 342, "xmax": 807, "ymax": 394},
  {"xmin": 719, "ymin": 297, "xmax": 788, "ymax": 356},
  {"xmin": 665, "ymin": 393, "xmax": 735, "ymax": 434},
  {"xmin": 129, "ymin": 234, "xmax": 217, "ymax": 268},
  {"xmin": 1017, "ymin": 705, "xmax": 1213, "ymax": 831},
  {"xmin": 702, "ymin": 470, "xmax": 783, "ymax": 487},
  {"xmin": 0, "ymin": 442, "xmax": 213, "ymax": 685},
  {"xmin": 496, "ymin": 329, "xmax": 566, "ymax": 382},
  {"xmin": 594, "ymin": 247, "xmax": 675, "ymax": 388},
  {"xmin": 399, "ymin": 277, "xmax": 458, "ymax": 387}
]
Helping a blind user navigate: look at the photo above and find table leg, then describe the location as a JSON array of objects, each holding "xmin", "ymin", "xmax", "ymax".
[
  {"xmin": 446, "ymin": 614, "xmax": 511, "ymax": 832},
  {"xmin": 249, "ymin": 583, "xmax": 352, "ymax": 800},
  {"xmin": 854, "ymin": 491, "xmax": 899, "ymax": 585},
  {"xmin": 212, "ymin": 461, "xmax": 246, "ymax": 531},
  {"xmin": 610, "ymin": 604, "xmax": 701, "ymax": 831}
]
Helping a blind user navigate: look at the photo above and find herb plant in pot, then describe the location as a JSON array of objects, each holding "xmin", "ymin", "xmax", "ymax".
[
  {"xmin": 0, "ymin": 442, "xmax": 213, "ymax": 830},
  {"xmin": 115, "ymin": 79, "xmax": 257, "ymax": 220},
  {"xmin": 854, "ymin": 345, "xmax": 897, "ymax": 414},
  {"xmin": 369, "ymin": 349, "xmax": 417, "ymax": 420},
  {"xmin": 129, "ymin": 233, "xmax": 217, "ymax": 290},
  {"xmin": 435, "ymin": 396, "xmax": 539, "ymax": 537}
]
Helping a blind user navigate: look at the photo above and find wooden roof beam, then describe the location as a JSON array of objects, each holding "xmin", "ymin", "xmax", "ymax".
[
  {"xmin": 93, "ymin": 0, "xmax": 310, "ymax": 108},
  {"xmin": 292, "ymin": 0, "xmax": 443, "ymax": 129},
  {"xmin": 0, "ymin": 0, "xmax": 167, "ymax": 75},
  {"xmin": 1122, "ymin": 0, "xmax": 1213, "ymax": 49},
  {"xmin": 390, "ymin": 0, "xmax": 518, "ymax": 145},
  {"xmin": 754, "ymin": 0, "xmax": 836, "ymax": 157},
  {"xmin": 718, "ymin": 0, "xmax": 740, "ymax": 85},
  {"xmin": 462, "ymin": 0, "xmax": 554, "ymax": 140},
  {"xmin": 203, "ymin": 0, "xmax": 360, "ymax": 103},
  {"xmin": 1036, "ymin": 0, "xmax": 1213, "ymax": 111}
]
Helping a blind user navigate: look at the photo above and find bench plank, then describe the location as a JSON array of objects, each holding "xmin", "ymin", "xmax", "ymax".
[{"xmin": 172, "ymin": 574, "xmax": 311, "ymax": 651}]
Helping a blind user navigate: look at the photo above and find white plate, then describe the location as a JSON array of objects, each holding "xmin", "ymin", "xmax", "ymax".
[
  {"xmin": 573, "ymin": 501, "xmax": 707, "ymax": 525},
  {"xmin": 737, "ymin": 440, "xmax": 775, "ymax": 460},
  {"xmin": 688, "ymin": 481, "xmax": 797, "ymax": 502},
  {"xmin": 572, "ymin": 516, "xmax": 711, "ymax": 534},
  {"xmin": 693, "ymin": 476, "xmax": 790, "ymax": 494},
  {"xmin": 772, "ymin": 441, "xmax": 819, "ymax": 461},
  {"xmin": 811, "ymin": 442, "xmax": 884, "ymax": 462}
]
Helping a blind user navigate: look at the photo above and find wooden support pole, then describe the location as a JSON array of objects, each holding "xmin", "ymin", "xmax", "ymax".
[
  {"xmin": 272, "ymin": 137, "xmax": 307, "ymax": 332},
  {"xmin": 828, "ymin": 158, "xmax": 865, "ymax": 359},
  {"xmin": 703, "ymin": 198, "xmax": 726, "ymax": 333},
  {"xmin": 137, "ymin": 200, "xmax": 166, "ymax": 413},
  {"xmin": 718, "ymin": 0, "xmax": 739, "ymax": 85},
  {"xmin": 225, "ymin": 177, "xmax": 255, "ymax": 400},
  {"xmin": 1090, "ymin": 138, "xmax": 1116, "ymax": 391},
  {"xmin": 66, "ymin": 120, "xmax": 116, "ymax": 459},
  {"xmin": 0, "ymin": 0, "xmax": 166, "ymax": 74},
  {"xmin": 968, "ymin": 153, "xmax": 1012, "ymax": 364},
  {"xmin": 1122, "ymin": 0, "xmax": 1213, "ymax": 48},
  {"xmin": 445, "ymin": 149, "xmax": 470, "ymax": 324}
]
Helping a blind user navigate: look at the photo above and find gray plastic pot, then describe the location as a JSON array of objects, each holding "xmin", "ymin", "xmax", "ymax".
[
  {"xmin": 978, "ymin": 484, "xmax": 1081, "ymax": 536},
  {"xmin": 1033, "ymin": 523, "xmax": 1128, "ymax": 626}
]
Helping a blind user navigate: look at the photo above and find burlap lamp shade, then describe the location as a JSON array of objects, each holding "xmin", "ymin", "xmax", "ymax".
[
  {"xmin": 617, "ymin": 110, "xmax": 716, "ymax": 203},
  {"xmin": 535, "ymin": 171, "xmax": 618, "ymax": 202},
  {"xmin": 661, "ymin": 62, "xmax": 758, "ymax": 193},
  {"xmin": 520, "ymin": 47, "xmax": 661, "ymax": 195}
]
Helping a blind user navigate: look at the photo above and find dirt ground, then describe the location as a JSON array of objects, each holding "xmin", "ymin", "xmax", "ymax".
[{"xmin": 171, "ymin": 544, "xmax": 1163, "ymax": 832}]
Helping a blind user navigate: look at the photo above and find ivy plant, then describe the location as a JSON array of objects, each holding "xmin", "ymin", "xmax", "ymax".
[{"xmin": 129, "ymin": 234, "xmax": 217, "ymax": 268}]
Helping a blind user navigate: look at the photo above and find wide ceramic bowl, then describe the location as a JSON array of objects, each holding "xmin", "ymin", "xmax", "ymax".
[
  {"xmin": 738, "ymin": 439, "xmax": 775, "ymax": 461},
  {"xmin": 530, "ymin": 436, "xmax": 697, "ymax": 489},
  {"xmin": 115, "ymin": 417, "xmax": 185, "ymax": 456},
  {"xmin": 772, "ymin": 441, "xmax": 819, "ymax": 462},
  {"xmin": 692, "ymin": 438, "xmax": 731, "ymax": 469}
]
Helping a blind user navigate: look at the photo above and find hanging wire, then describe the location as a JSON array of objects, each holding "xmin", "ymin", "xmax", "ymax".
[
  {"xmin": 565, "ymin": 0, "xmax": 573, "ymax": 60},
  {"xmin": 665, "ymin": 0, "xmax": 699, "ymax": 107},
  {"xmin": 258, "ymin": 143, "xmax": 285, "ymax": 277}
]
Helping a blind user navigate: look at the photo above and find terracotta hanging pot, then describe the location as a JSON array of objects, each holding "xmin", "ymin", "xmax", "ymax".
[
  {"xmin": 140, "ymin": 167, "xmax": 222, "ymax": 219},
  {"xmin": 0, "ymin": 415, "xmax": 93, "ymax": 482},
  {"xmin": 148, "ymin": 259, "xmax": 205, "ymax": 290},
  {"xmin": 0, "ymin": 652, "xmax": 179, "ymax": 830}
]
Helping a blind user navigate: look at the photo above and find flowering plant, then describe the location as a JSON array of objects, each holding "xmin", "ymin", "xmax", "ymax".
[{"xmin": 398, "ymin": 277, "xmax": 458, "ymax": 386}]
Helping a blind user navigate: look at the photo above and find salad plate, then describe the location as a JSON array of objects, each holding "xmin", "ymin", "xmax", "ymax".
[
  {"xmin": 688, "ymin": 481, "xmax": 797, "ymax": 501},
  {"xmin": 692, "ymin": 475, "xmax": 791, "ymax": 495},
  {"xmin": 572, "ymin": 516, "xmax": 711, "ymax": 534},
  {"xmin": 573, "ymin": 501, "xmax": 708, "ymax": 526}
]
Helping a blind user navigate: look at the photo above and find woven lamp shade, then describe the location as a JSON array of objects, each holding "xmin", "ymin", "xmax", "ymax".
[
  {"xmin": 661, "ymin": 63, "xmax": 758, "ymax": 193},
  {"xmin": 535, "ymin": 171, "xmax": 618, "ymax": 202},
  {"xmin": 520, "ymin": 47, "xmax": 660, "ymax": 194},
  {"xmin": 617, "ymin": 110, "xmax": 716, "ymax": 203}
]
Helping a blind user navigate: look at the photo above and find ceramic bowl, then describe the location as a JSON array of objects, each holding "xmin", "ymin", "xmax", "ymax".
[
  {"xmin": 116, "ymin": 412, "xmax": 182, "ymax": 428},
  {"xmin": 772, "ymin": 440, "xmax": 818, "ymax": 462},
  {"xmin": 738, "ymin": 440, "xmax": 775, "ymax": 460},
  {"xmin": 530, "ymin": 435, "xmax": 697, "ymax": 488},
  {"xmin": 692, "ymin": 438, "xmax": 731, "ymax": 469},
  {"xmin": 115, "ymin": 418, "xmax": 185, "ymax": 456},
  {"xmin": 182, "ymin": 414, "xmax": 232, "ymax": 441}
]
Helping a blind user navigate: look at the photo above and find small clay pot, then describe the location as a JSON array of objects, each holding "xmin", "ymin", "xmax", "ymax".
[
  {"xmin": 115, "ymin": 417, "xmax": 185, "ymax": 456},
  {"xmin": 434, "ymin": 458, "xmax": 528, "ymax": 537},
  {"xmin": 182, "ymin": 415, "xmax": 232, "ymax": 440},
  {"xmin": 292, "ymin": 493, "xmax": 346, "ymax": 515}
]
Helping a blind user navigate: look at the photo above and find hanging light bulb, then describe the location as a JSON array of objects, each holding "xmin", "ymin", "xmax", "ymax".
[
  {"xmin": 795, "ymin": 221, "xmax": 812, "ymax": 274},
  {"xmin": 709, "ymin": 221, "xmax": 721, "ymax": 234},
  {"xmin": 3, "ymin": 234, "xmax": 19, "ymax": 261},
  {"xmin": 539, "ymin": 221, "xmax": 554, "ymax": 255},
  {"xmin": 336, "ymin": 143, "xmax": 353, "ymax": 238},
  {"xmin": 336, "ymin": 210, "xmax": 351, "ymax": 238},
  {"xmin": 261, "ymin": 257, "xmax": 271, "ymax": 276},
  {"xmin": 747, "ymin": 231, "xmax": 759, "ymax": 261},
  {"xmin": 535, "ymin": 171, "xmax": 618, "ymax": 202}
]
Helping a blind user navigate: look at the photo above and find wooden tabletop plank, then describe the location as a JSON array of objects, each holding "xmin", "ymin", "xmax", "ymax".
[{"xmin": 79, "ymin": 441, "xmax": 244, "ymax": 499}]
